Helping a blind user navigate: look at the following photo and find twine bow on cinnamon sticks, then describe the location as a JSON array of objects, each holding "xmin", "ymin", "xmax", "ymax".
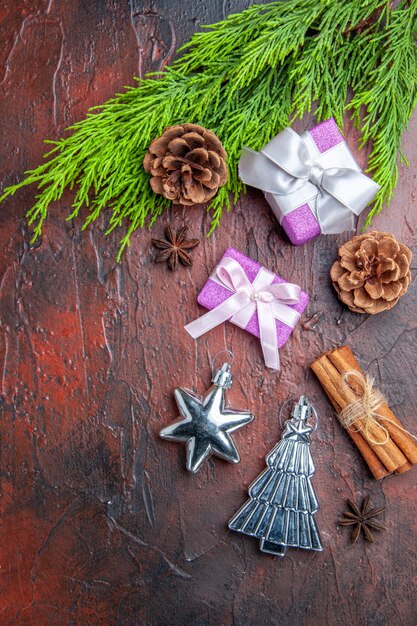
[
  {"xmin": 339, "ymin": 371, "xmax": 392, "ymax": 445},
  {"xmin": 311, "ymin": 345, "xmax": 417, "ymax": 480}
]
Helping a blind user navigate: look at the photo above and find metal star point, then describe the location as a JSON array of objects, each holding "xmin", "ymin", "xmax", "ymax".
[{"xmin": 160, "ymin": 385, "xmax": 254, "ymax": 473}]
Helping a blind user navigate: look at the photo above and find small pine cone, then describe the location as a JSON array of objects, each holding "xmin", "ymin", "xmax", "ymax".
[
  {"xmin": 330, "ymin": 231, "xmax": 412, "ymax": 314},
  {"xmin": 143, "ymin": 123, "xmax": 228, "ymax": 206}
]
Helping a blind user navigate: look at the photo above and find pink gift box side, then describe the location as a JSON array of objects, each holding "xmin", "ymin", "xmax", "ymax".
[
  {"xmin": 197, "ymin": 247, "xmax": 309, "ymax": 349},
  {"xmin": 280, "ymin": 203, "xmax": 321, "ymax": 246},
  {"xmin": 278, "ymin": 118, "xmax": 344, "ymax": 246},
  {"xmin": 309, "ymin": 118, "xmax": 344, "ymax": 152}
]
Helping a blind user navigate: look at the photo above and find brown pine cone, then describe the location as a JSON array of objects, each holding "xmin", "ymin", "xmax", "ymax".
[
  {"xmin": 143, "ymin": 123, "xmax": 228, "ymax": 206},
  {"xmin": 330, "ymin": 231, "xmax": 412, "ymax": 314}
]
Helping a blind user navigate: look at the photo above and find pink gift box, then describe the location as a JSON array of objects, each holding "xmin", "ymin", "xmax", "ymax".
[
  {"xmin": 239, "ymin": 118, "xmax": 380, "ymax": 246},
  {"xmin": 197, "ymin": 247, "xmax": 309, "ymax": 348},
  {"xmin": 277, "ymin": 120, "xmax": 342, "ymax": 245}
]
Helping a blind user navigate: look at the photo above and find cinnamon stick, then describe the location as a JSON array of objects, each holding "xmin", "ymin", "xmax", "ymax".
[
  {"xmin": 311, "ymin": 345, "xmax": 417, "ymax": 479},
  {"xmin": 310, "ymin": 358, "xmax": 389, "ymax": 479},
  {"xmin": 327, "ymin": 346, "xmax": 417, "ymax": 466},
  {"xmin": 311, "ymin": 354, "xmax": 407, "ymax": 473}
]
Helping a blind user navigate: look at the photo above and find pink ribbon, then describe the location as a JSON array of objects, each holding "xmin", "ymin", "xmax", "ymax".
[{"xmin": 184, "ymin": 257, "xmax": 301, "ymax": 370}]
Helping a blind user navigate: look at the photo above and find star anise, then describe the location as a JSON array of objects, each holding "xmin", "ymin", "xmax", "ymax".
[
  {"xmin": 338, "ymin": 496, "xmax": 386, "ymax": 544},
  {"xmin": 151, "ymin": 225, "xmax": 200, "ymax": 271}
]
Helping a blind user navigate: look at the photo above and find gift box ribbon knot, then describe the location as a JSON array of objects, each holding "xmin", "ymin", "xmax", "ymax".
[
  {"xmin": 185, "ymin": 257, "xmax": 301, "ymax": 370},
  {"xmin": 239, "ymin": 127, "xmax": 379, "ymax": 234}
]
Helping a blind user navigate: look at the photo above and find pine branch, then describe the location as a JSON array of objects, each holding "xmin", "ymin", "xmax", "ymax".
[
  {"xmin": 349, "ymin": 0, "xmax": 417, "ymax": 225},
  {"xmin": 1, "ymin": 0, "xmax": 416, "ymax": 257}
]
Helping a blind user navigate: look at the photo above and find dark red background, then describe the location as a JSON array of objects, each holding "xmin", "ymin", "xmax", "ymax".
[{"xmin": 1, "ymin": 1, "xmax": 417, "ymax": 624}]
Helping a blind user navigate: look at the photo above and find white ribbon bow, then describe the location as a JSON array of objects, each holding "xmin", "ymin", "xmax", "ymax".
[
  {"xmin": 185, "ymin": 257, "xmax": 301, "ymax": 370},
  {"xmin": 239, "ymin": 127, "xmax": 380, "ymax": 234}
]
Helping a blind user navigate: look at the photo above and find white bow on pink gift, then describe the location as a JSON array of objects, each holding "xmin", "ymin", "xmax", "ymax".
[{"xmin": 184, "ymin": 257, "xmax": 301, "ymax": 370}]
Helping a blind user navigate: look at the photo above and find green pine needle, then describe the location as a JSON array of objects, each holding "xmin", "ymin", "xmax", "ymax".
[{"xmin": 1, "ymin": 0, "xmax": 416, "ymax": 259}]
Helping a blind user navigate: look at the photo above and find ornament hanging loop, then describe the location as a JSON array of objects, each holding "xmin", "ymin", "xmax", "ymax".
[
  {"xmin": 211, "ymin": 349, "xmax": 234, "ymax": 373},
  {"xmin": 310, "ymin": 403, "xmax": 319, "ymax": 432},
  {"xmin": 278, "ymin": 397, "xmax": 296, "ymax": 428}
]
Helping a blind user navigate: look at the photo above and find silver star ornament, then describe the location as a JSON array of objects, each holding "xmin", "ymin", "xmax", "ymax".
[{"xmin": 160, "ymin": 363, "xmax": 255, "ymax": 473}]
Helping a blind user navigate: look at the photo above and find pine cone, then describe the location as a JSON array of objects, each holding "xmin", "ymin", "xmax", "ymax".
[
  {"xmin": 330, "ymin": 231, "xmax": 412, "ymax": 314},
  {"xmin": 143, "ymin": 123, "xmax": 228, "ymax": 206}
]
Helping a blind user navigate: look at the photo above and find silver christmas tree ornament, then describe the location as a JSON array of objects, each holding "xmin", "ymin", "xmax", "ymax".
[
  {"xmin": 160, "ymin": 361, "xmax": 255, "ymax": 473},
  {"xmin": 229, "ymin": 396, "xmax": 322, "ymax": 556}
]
